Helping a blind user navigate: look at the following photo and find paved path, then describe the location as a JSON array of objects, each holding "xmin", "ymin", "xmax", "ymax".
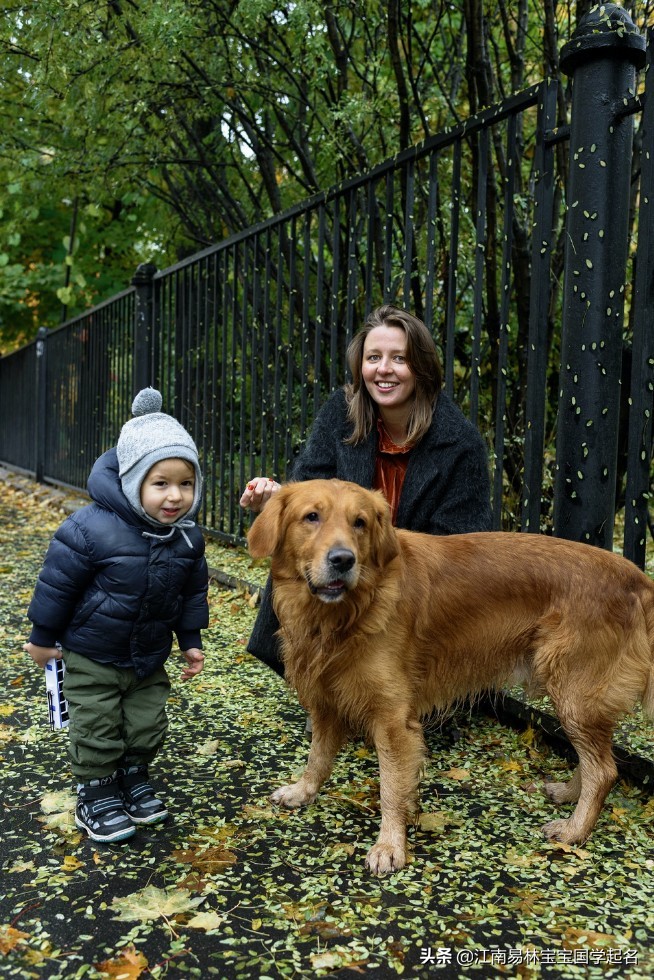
[{"xmin": 1, "ymin": 474, "xmax": 653, "ymax": 979}]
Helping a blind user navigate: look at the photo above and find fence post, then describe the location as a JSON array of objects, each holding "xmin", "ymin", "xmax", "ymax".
[
  {"xmin": 34, "ymin": 326, "xmax": 48, "ymax": 483},
  {"xmin": 131, "ymin": 262, "xmax": 157, "ymax": 394},
  {"xmin": 553, "ymin": 4, "xmax": 645, "ymax": 547}
]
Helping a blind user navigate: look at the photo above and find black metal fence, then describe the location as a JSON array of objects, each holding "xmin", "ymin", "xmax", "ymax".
[{"xmin": 1, "ymin": 8, "xmax": 652, "ymax": 563}]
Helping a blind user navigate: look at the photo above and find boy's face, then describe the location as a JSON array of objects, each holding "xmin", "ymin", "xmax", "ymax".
[{"xmin": 140, "ymin": 458, "xmax": 196, "ymax": 523}]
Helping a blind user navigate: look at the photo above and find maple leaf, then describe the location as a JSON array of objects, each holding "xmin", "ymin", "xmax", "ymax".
[
  {"xmin": 0, "ymin": 723, "xmax": 15, "ymax": 743},
  {"xmin": 443, "ymin": 767, "xmax": 471, "ymax": 781},
  {"xmin": 95, "ymin": 944, "xmax": 148, "ymax": 979},
  {"xmin": 197, "ymin": 738, "xmax": 221, "ymax": 756},
  {"xmin": 500, "ymin": 759, "xmax": 522, "ymax": 772},
  {"xmin": 37, "ymin": 790, "xmax": 78, "ymax": 837},
  {"xmin": 112, "ymin": 885, "xmax": 204, "ymax": 925},
  {"xmin": 40, "ymin": 790, "xmax": 76, "ymax": 814},
  {"xmin": 186, "ymin": 910, "xmax": 226, "ymax": 931},
  {"xmin": 0, "ymin": 925, "xmax": 30, "ymax": 954},
  {"xmin": 171, "ymin": 844, "xmax": 237, "ymax": 873},
  {"xmin": 417, "ymin": 810, "xmax": 463, "ymax": 833},
  {"xmin": 545, "ymin": 840, "xmax": 591, "ymax": 860},
  {"xmin": 61, "ymin": 855, "xmax": 84, "ymax": 873}
]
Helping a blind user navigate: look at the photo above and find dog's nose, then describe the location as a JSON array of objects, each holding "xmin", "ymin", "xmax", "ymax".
[{"xmin": 327, "ymin": 548, "xmax": 356, "ymax": 572}]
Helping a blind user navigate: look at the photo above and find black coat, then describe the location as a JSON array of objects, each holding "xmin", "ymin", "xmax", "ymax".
[
  {"xmin": 27, "ymin": 448, "xmax": 209, "ymax": 679},
  {"xmin": 248, "ymin": 389, "xmax": 492, "ymax": 674}
]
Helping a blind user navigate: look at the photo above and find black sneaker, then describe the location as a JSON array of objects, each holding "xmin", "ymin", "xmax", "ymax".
[
  {"xmin": 118, "ymin": 765, "xmax": 168, "ymax": 825},
  {"xmin": 75, "ymin": 775, "xmax": 136, "ymax": 843}
]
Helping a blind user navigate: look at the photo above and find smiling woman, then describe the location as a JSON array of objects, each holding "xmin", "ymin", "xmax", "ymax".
[{"xmin": 241, "ymin": 304, "xmax": 493, "ymax": 681}]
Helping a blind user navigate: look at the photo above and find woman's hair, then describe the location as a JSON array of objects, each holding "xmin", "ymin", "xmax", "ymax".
[{"xmin": 343, "ymin": 305, "xmax": 443, "ymax": 446}]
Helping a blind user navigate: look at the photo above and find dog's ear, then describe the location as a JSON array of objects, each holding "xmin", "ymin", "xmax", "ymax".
[
  {"xmin": 370, "ymin": 492, "xmax": 399, "ymax": 567},
  {"xmin": 247, "ymin": 490, "xmax": 286, "ymax": 558}
]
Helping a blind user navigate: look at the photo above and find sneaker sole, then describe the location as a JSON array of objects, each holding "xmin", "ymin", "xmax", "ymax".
[
  {"xmin": 75, "ymin": 814, "xmax": 136, "ymax": 843},
  {"xmin": 126, "ymin": 810, "xmax": 168, "ymax": 825}
]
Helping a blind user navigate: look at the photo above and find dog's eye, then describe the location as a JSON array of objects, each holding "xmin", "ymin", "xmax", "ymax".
[
  {"xmin": 304, "ymin": 511, "xmax": 320, "ymax": 523},
  {"xmin": 353, "ymin": 517, "xmax": 366, "ymax": 529}
]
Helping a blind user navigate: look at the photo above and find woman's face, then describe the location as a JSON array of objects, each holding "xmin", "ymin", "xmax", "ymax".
[{"xmin": 361, "ymin": 325, "xmax": 416, "ymax": 415}]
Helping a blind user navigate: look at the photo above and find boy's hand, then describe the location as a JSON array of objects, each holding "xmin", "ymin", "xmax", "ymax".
[
  {"xmin": 181, "ymin": 647, "xmax": 205, "ymax": 681},
  {"xmin": 24, "ymin": 642, "xmax": 61, "ymax": 668}
]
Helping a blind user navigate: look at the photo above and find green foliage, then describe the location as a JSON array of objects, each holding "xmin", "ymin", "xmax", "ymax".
[{"xmin": 1, "ymin": 1, "xmax": 653, "ymax": 351}]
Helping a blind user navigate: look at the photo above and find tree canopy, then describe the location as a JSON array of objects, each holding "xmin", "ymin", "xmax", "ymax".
[{"xmin": 0, "ymin": 0, "xmax": 651, "ymax": 351}]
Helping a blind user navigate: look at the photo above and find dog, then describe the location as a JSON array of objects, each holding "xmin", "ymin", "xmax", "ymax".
[{"xmin": 247, "ymin": 479, "xmax": 654, "ymax": 874}]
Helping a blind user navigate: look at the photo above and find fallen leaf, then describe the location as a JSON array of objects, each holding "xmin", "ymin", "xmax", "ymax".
[
  {"xmin": 186, "ymin": 910, "xmax": 226, "ymax": 931},
  {"xmin": 417, "ymin": 811, "xmax": 463, "ymax": 833},
  {"xmin": 61, "ymin": 855, "xmax": 84, "ymax": 873},
  {"xmin": 95, "ymin": 944, "xmax": 148, "ymax": 978},
  {"xmin": 0, "ymin": 925, "xmax": 30, "ymax": 954},
  {"xmin": 545, "ymin": 840, "xmax": 590, "ymax": 860},
  {"xmin": 112, "ymin": 885, "xmax": 204, "ymax": 924},
  {"xmin": 443, "ymin": 767, "xmax": 471, "ymax": 781},
  {"xmin": 197, "ymin": 739, "xmax": 221, "ymax": 756},
  {"xmin": 562, "ymin": 926, "xmax": 621, "ymax": 947},
  {"xmin": 500, "ymin": 759, "xmax": 522, "ymax": 772},
  {"xmin": 171, "ymin": 845, "xmax": 237, "ymax": 872}
]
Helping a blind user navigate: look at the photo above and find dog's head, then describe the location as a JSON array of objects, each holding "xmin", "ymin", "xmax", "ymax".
[{"xmin": 247, "ymin": 479, "xmax": 399, "ymax": 602}]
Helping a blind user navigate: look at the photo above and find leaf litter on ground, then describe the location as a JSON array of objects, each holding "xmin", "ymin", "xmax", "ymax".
[{"xmin": 0, "ymin": 482, "xmax": 653, "ymax": 978}]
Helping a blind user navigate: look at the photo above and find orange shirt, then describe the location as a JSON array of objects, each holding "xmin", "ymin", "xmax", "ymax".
[{"xmin": 373, "ymin": 418, "xmax": 412, "ymax": 526}]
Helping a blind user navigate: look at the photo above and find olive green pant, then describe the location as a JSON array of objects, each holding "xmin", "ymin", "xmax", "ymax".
[{"xmin": 62, "ymin": 648, "xmax": 171, "ymax": 781}]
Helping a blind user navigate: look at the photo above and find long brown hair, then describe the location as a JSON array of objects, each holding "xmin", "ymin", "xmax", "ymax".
[{"xmin": 344, "ymin": 305, "xmax": 443, "ymax": 445}]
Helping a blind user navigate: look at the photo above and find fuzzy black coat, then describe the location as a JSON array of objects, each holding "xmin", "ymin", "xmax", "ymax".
[{"xmin": 248, "ymin": 389, "xmax": 492, "ymax": 674}]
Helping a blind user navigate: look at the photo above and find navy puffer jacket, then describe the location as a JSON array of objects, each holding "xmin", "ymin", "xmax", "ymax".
[{"xmin": 27, "ymin": 448, "xmax": 209, "ymax": 678}]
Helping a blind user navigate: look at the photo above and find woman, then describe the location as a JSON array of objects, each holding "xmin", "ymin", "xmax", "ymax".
[{"xmin": 240, "ymin": 304, "xmax": 492, "ymax": 677}]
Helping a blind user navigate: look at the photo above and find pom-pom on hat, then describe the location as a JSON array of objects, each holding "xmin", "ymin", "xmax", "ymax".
[{"xmin": 117, "ymin": 387, "xmax": 202, "ymax": 520}]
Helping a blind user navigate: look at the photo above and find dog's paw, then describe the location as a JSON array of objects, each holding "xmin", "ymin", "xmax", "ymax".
[
  {"xmin": 365, "ymin": 842, "xmax": 406, "ymax": 875},
  {"xmin": 542, "ymin": 818, "xmax": 585, "ymax": 845},
  {"xmin": 270, "ymin": 783, "xmax": 316, "ymax": 808}
]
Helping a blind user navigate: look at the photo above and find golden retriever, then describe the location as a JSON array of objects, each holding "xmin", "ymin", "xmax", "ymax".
[{"xmin": 247, "ymin": 479, "xmax": 654, "ymax": 874}]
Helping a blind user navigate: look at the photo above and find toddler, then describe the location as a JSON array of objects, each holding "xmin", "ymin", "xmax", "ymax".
[{"xmin": 25, "ymin": 388, "xmax": 209, "ymax": 843}]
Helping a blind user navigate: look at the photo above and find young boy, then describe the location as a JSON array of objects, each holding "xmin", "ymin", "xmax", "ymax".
[{"xmin": 25, "ymin": 388, "xmax": 209, "ymax": 844}]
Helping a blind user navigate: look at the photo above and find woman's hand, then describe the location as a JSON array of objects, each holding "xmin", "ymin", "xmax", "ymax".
[
  {"xmin": 181, "ymin": 648, "xmax": 205, "ymax": 681},
  {"xmin": 239, "ymin": 477, "xmax": 281, "ymax": 514},
  {"xmin": 24, "ymin": 643, "xmax": 61, "ymax": 668}
]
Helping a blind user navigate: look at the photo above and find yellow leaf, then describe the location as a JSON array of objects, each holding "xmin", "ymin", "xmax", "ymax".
[
  {"xmin": 0, "ymin": 705, "xmax": 15, "ymax": 717},
  {"xmin": 171, "ymin": 845, "xmax": 237, "ymax": 872},
  {"xmin": 251, "ymin": 918, "xmax": 263, "ymax": 930},
  {"xmin": 0, "ymin": 925, "xmax": 30, "ymax": 954},
  {"xmin": 197, "ymin": 739, "xmax": 221, "ymax": 756},
  {"xmin": 311, "ymin": 952, "xmax": 343, "ymax": 969},
  {"xmin": 500, "ymin": 759, "xmax": 522, "ymax": 772},
  {"xmin": 112, "ymin": 885, "xmax": 204, "ymax": 923},
  {"xmin": 418, "ymin": 811, "xmax": 461, "ymax": 833},
  {"xmin": 444, "ymin": 767, "xmax": 470, "ymax": 781},
  {"xmin": 546, "ymin": 840, "xmax": 590, "ymax": 859},
  {"xmin": 186, "ymin": 911, "xmax": 226, "ymax": 931},
  {"xmin": 95, "ymin": 944, "xmax": 148, "ymax": 979},
  {"xmin": 41, "ymin": 790, "xmax": 77, "ymax": 814},
  {"xmin": 520, "ymin": 725, "xmax": 537, "ymax": 746},
  {"xmin": 61, "ymin": 855, "xmax": 84, "ymax": 872}
]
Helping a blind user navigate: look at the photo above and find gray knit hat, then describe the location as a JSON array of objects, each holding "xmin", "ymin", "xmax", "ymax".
[{"xmin": 117, "ymin": 388, "xmax": 202, "ymax": 520}]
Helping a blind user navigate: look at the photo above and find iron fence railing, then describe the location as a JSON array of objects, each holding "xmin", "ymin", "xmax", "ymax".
[{"xmin": 0, "ymin": 12, "xmax": 651, "ymax": 565}]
